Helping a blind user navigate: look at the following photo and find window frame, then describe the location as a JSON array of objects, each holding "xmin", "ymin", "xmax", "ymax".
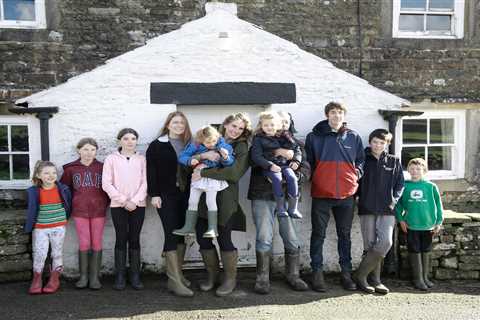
[
  {"xmin": 395, "ymin": 109, "xmax": 466, "ymax": 180},
  {"xmin": 0, "ymin": 116, "xmax": 40, "ymax": 189},
  {"xmin": 0, "ymin": 0, "xmax": 46, "ymax": 29},
  {"xmin": 392, "ymin": 0, "xmax": 464, "ymax": 39}
]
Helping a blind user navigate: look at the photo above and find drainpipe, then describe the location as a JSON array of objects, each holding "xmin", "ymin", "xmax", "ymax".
[
  {"xmin": 356, "ymin": 0, "xmax": 363, "ymax": 78},
  {"xmin": 9, "ymin": 106, "xmax": 59, "ymax": 161}
]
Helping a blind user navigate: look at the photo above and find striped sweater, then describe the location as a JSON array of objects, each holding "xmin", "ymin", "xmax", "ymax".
[{"xmin": 34, "ymin": 187, "xmax": 67, "ymax": 229}]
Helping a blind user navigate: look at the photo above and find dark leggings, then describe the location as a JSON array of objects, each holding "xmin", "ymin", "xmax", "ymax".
[
  {"xmin": 111, "ymin": 207, "xmax": 145, "ymax": 251},
  {"xmin": 407, "ymin": 229, "xmax": 433, "ymax": 253},
  {"xmin": 196, "ymin": 217, "xmax": 236, "ymax": 251},
  {"xmin": 157, "ymin": 189, "xmax": 189, "ymax": 252}
]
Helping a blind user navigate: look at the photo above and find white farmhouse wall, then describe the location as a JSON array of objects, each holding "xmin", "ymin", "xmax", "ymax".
[{"xmin": 17, "ymin": 3, "xmax": 407, "ymax": 276}]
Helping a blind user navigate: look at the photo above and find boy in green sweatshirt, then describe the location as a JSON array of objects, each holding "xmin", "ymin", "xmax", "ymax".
[{"xmin": 395, "ymin": 158, "xmax": 443, "ymax": 291}]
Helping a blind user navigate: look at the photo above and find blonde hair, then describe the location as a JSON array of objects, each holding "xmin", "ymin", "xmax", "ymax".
[
  {"xmin": 195, "ymin": 125, "xmax": 221, "ymax": 145},
  {"xmin": 407, "ymin": 158, "xmax": 428, "ymax": 173},
  {"xmin": 32, "ymin": 160, "xmax": 57, "ymax": 187},
  {"xmin": 219, "ymin": 112, "xmax": 253, "ymax": 141},
  {"xmin": 158, "ymin": 111, "xmax": 192, "ymax": 144},
  {"xmin": 255, "ymin": 111, "xmax": 281, "ymax": 135}
]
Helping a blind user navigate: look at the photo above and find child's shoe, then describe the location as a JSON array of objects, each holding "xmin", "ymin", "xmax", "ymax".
[
  {"xmin": 275, "ymin": 196, "xmax": 289, "ymax": 218},
  {"xmin": 203, "ymin": 211, "xmax": 219, "ymax": 238},
  {"xmin": 43, "ymin": 267, "xmax": 62, "ymax": 294},
  {"xmin": 173, "ymin": 210, "xmax": 198, "ymax": 236},
  {"xmin": 287, "ymin": 195, "xmax": 302, "ymax": 219},
  {"xmin": 29, "ymin": 272, "xmax": 43, "ymax": 295}
]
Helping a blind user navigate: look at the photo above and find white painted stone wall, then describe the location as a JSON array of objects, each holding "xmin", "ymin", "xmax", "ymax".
[{"xmin": 16, "ymin": 3, "xmax": 407, "ymax": 276}]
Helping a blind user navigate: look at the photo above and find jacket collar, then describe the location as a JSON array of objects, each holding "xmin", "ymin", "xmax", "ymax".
[{"xmin": 312, "ymin": 119, "xmax": 349, "ymax": 136}]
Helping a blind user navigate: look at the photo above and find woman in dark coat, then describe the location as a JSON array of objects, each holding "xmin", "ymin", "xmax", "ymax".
[
  {"xmin": 192, "ymin": 113, "xmax": 252, "ymax": 297},
  {"xmin": 146, "ymin": 111, "xmax": 194, "ymax": 297}
]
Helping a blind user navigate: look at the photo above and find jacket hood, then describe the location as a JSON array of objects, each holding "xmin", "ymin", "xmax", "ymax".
[
  {"xmin": 312, "ymin": 120, "xmax": 349, "ymax": 136},
  {"xmin": 63, "ymin": 158, "xmax": 101, "ymax": 169}
]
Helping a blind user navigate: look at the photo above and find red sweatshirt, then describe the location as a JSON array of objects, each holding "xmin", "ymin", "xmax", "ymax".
[{"xmin": 60, "ymin": 159, "xmax": 109, "ymax": 218}]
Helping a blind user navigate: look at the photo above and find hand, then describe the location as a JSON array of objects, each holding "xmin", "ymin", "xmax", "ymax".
[
  {"xmin": 399, "ymin": 221, "xmax": 408, "ymax": 234},
  {"xmin": 191, "ymin": 158, "xmax": 199, "ymax": 166},
  {"xmin": 274, "ymin": 148, "xmax": 294, "ymax": 160},
  {"xmin": 270, "ymin": 164, "xmax": 281, "ymax": 173},
  {"xmin": 201, "ymin": 150, "xmax": 221, "ymax": 162},
  {"xmin": 219, "ymin": 148, "xmax": 229, "ymax": 160},
  {"xmin": 191, "ymin": 169, "xmax": 202, "ymax": 182},
  {"xmin": 151, "ymin": 196, "xmax": 162, "ymax": 209},
  {"xmin": 289, "ymin": 162, "xmax": 299, "ymax": 170},
  {"xmin": 432, "ymin": 225, "xmax": 442, "ymax": 235},
  {"xmin": 124, "ymin": 200, "xmax": 137, "ymax": 212}
]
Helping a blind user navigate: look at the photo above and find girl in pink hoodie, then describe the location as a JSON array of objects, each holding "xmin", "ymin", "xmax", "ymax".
[{"xmin": 102, "ymin": 128, "xmax": 147, "ymax": 291}]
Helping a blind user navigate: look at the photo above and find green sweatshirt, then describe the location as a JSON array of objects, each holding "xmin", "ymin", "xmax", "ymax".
[{"xmin": 395, "ymin": 179, "xmax": 443, "ymax": 231}]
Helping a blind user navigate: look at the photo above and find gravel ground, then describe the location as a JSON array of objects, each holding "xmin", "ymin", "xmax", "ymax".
[{"xmin": 1, "ymin": 272, "xmax": 479, "ymax": 320}]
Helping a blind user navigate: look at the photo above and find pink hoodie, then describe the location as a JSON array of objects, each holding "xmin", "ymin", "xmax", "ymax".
[{"xmin": 102, "ymin": 151, "xmax": 147, "ymax": 207}]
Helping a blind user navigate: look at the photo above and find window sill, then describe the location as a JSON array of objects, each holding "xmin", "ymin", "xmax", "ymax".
[
  {"xmin": 393, "ymin": 34, "xmax": 462, "ymax": 40},
  {"xmin": 0, "ymin": 181, "xmax": 31, "ymax": 189}
]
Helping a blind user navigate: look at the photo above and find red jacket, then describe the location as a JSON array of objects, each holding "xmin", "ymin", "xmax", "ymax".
[{"xmin": 60, "ymin": 159, "xmax": 109, "ymax": 218}]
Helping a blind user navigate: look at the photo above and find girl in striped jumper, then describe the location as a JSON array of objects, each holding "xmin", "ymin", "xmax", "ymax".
[{"xmin": 25, "ymin": 161, "xmax": 72, "ymax": 294}]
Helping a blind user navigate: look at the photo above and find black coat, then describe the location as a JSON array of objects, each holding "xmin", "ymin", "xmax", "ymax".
[
  {"xmin": 251, "ymin": 131, "xmax": 302, "ymax": 169},
  {"xmin": 146, "ymin": 136, "xmax": 190, "ymax": 197},
  {"xmin": 357, "ymin": 148, "xmax": 405, "ymax": 216}
]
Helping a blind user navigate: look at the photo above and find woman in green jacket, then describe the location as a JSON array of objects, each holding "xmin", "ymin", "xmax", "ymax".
[{"xmin": 192, "ymin": 113, "xmax": 252, "ymax": 297}]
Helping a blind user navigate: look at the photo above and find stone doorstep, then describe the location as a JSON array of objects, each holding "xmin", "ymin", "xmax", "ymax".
[
  {"xmin": 443, "ymin": 210, "xmax": 472, "ymax": 224},
  {"xmin": 465, "ymin": 213, "xmax": 480, "ymax": 222}
]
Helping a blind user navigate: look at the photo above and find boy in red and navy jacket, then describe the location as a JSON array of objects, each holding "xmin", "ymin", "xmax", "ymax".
[{"xmin": 305, "ymin": 101, "xmax": 365, "ymax": 292}]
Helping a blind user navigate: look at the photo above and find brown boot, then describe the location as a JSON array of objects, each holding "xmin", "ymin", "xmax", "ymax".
[
  {"xmin": 29, "ymin": 272, "xmax": 43, "ymax": 295},
  {"xmin": 177, "ymin": 243, "xmax": 191, "ymax": 287},
  {"xmin": 165, "ymin": 250, "xmax": 194, "ymax": 297},
  {"xmin": 199, "ymin": 249, "xmax": 220, "ymax": 291},
  {"xmin": 216, "ymin": 250, "xmax": 238, "ymax": 296},
  {"xmin": 43, "ymin": 267, "xmax": 62, "ymax": 294}
]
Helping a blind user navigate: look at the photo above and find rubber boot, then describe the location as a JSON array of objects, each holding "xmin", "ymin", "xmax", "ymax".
[
  {"xmin": 177, "ymin": 243, "xmax": 191, "ymax": 287},
  {"xmin": 287, "ymin": 195, "xmax": 303, "ymax": 219},
  {"xmin": 43, "ymin": 267, "xmax": 61, "ymax": 294},
  {"xmin": 203, "ymin": 211, "xmax": 219, "ymax": 238},
  {"xmin": 216, "ymin": 250, "xmax": 238, "ymax": 296},
  {"xmin": 29, "ymin": 272, "xmax": 43, "ymax": 295},
  {"xmin": 312, "ymin": 270, "xmax": 327, "ymax": 292},
  {"xmin": 422, "ymin": 252, "xmax": 434, "ymax": 288},
  {"xmin": 165, "ymin": 250, "xmax": 194, "ymax": 297},
  {"xmin": 254, "ymin": 250, "xmax": 271, "ymax": 294},
  {"xmin": 129, "ymin": 249, "xmax": 144, "ymax": 290},
  {"xmin": 173, "ymin": 210, "xmax": 198, "ymax": 236},
  {"xmin": 199, "ymin": 249, "xmax": 220, "ymax": 291},
  {"xmin": 113, "ymin": 249, "xmax": 127, "ymax": 290},
  {"xmin": 409, "ymin": 253, "xmax": 428, "ymax": 291},
  {"xmin": 341, "ymin": 271, "xmax": 357, "ymax": 291},
  {"xmin": 89, "ymin": 250, "xmax": 102, "ymax": 290},
  {"xmin": 354, "ymin": 250, "xmax": 382, "ymax": 294},
  {"xmin": 370, "ymin": 258, "xmax": 389, "ymax": 294},
  {"xmin": 284, "ymin": 251, "xmax": 308, "ymax": 291},
  {"xmin": 75, "ymin": 250, "xmax": 89, "ymax": 289},
  {"xmin": 274, "ymin": 196, "xmax": 288, "ymax": 218}
]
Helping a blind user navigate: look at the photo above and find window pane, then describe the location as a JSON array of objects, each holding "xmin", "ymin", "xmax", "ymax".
[
  {"xmin": 428, "ymin": 146, "xmax": 452, "ymax": 170},
  {"xmin": 430, "ymin": 119, "xmax": 454, "ymax": 143},
  {"xmin": 401, "ymin": 0, "xmax": 426, "ymax": 10},
  {"xmin": 0, "ymin": 126, "xmax": 7, "ymax": 152},
  {"xmin": 399, "ymin": 14, "xmax": 424, "ymax": 32},
  {"xmin": 0, "ymin": 155, "xmax": 10, "ymax": 180},
  {"xmin": 12, "ymin": 154, "xmax": 29, "ymax": 179},
  {"xmin": 11, "ymin": 125, "xmax": 29, "ymax": 151},
  {"xmin": 429, "ymin": 0, "xmax": 454, "ymax": 11},
  {"xmin": 401, "ymin": 147, "xmax": 425, "ymax": 169},
  {"xmin": 403, "ymin": 119, "xmax": 427, "ymax": 144},
  {"xmin": 426, "ymin": 15, "xmax": 451, "ymax": 31},
  {"xmin": 3, "ymin": 0, "xmax": 36, "ymax": 21}
]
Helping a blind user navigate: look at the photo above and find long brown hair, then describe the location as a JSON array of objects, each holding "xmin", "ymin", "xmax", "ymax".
[
  {"xmin": 32, "ymin": 160, "xmax": 57, "ymax": 187},
  {"xmin": 219, "ymin": 112, "xmax": 253, "ymax": 142},
  {"xmin": 158, "ymin": 111, "xmax": 192, "ymax": 144}
]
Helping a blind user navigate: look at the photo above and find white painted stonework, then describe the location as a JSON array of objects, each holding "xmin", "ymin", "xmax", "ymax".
[{"xmin": 15, "ymin": 3, "xmax": 407, "ymax": 276}]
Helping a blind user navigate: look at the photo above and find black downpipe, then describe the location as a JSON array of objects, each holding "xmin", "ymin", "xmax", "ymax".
[
  {"xmin": 356, "ymin": 0, "xmax": 363, "ymax": 78},
  {"xmin": 37, "ymin": 112, "xmax": 53, "ymax": 161}
]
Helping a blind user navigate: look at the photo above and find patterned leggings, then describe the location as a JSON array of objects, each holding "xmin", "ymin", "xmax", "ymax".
[{"xmin": 32, "ymin": 226, "xmax": 66, "ymax": 273}]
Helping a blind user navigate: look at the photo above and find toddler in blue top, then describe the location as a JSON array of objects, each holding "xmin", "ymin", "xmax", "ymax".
[{"xmin": 174, "ymin": 125, "xmax": 234, "ymax": 238}]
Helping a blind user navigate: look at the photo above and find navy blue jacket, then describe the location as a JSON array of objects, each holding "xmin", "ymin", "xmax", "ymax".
[
  {"xmin": 251, "ymin": 131, "xmax": 302, "ymax": 169},
  {"xmin": 25, "ymin": 182, "xmax": 72, "ymax": 233},
  {"xmin": 357, "ymin": 148, "xmax": 405, "ymax": 216}
]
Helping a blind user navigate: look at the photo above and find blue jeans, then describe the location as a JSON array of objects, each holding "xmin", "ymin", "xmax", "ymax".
[
  {"xmin": 310, "ymin": 197, "xmax": 354, "ymax": 272},
  {"xmin": 263, "ymin": 166, "xmax": 298, "ymax": 198},
  {"xmin": 251, "ymin": 199, "xmax": 301, "ymax": 253}
]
